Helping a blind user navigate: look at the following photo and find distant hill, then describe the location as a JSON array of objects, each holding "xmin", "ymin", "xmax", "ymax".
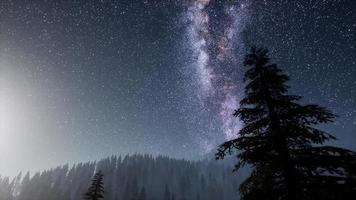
[{"xmin": 0, "ymin": 154, "xmax": 246, "ymax": 200}]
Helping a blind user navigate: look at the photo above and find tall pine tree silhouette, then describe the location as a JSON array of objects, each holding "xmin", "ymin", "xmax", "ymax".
[
  {"xmin": 84, "ymin": 170, "xmax": 104, "ymax": 200},
  {"xmin": 216, "ymin": 47, "xmax": 356, "ymax": 200}
]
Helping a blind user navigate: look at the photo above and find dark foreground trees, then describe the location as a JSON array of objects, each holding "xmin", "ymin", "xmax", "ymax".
[
  {"xmin": 84, "ymin": 170, "xmax": 104, "ymax": 200},
  {"xmin": 216, "ymin": 47, "xmax": 356, "ymax": 200}
]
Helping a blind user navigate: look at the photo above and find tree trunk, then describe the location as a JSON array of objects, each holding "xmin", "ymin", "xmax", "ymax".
[{"xmin": 258, "ymin": 65, "xmax": 298, "ymax": 200}]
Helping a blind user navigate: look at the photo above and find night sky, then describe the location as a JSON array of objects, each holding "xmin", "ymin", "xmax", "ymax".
[{"xmin": 1, "ymin": 0, "xmax": 355, "ymax": 177}]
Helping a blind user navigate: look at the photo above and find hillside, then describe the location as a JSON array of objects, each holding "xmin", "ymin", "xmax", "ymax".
[{"xmin": 0, "ymin": 154, "xmax": 246, "ymax": 200}]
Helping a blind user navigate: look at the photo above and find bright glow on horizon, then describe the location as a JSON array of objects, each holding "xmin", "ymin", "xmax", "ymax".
[{"xmin": 0, "ymin": 60, "xmax": 60, "ymax": 177}]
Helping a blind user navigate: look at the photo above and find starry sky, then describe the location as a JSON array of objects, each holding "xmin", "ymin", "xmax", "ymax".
[{"xmin": 0, "ymin": 0, "xmax": 355, "ymax": 177}]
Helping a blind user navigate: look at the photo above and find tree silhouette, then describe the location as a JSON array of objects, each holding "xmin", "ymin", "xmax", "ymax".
[
  {"xmin": 216, "ymin": 47, "xmax": 356, "ymax": 200},
  {"xmin": 84, "ymin": 171, "xmax": 104, "ymax": 200}
]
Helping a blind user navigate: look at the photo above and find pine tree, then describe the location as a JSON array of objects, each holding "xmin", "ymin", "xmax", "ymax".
[
  {"xmin": 84, "ymin": 171, "xmax": 104, "ymax": 200},
  {"xmin": 216, "ymin": 47, "xmax": 356, "ymax": 200}
]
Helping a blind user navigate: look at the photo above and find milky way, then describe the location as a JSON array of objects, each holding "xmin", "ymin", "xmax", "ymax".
[
  {"xmin": 183, "ymin": 0, "xmax": 250, "ymax": 150},
  {"xmin": 1, "ymin": 0, "xmax": 355, "ymax": 177}
]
